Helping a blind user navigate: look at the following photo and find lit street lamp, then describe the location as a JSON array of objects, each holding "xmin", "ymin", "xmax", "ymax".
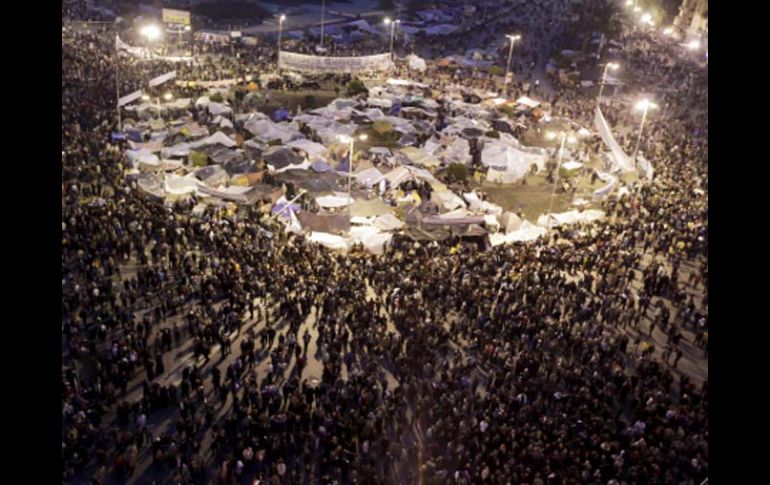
[
  {"xmin": 686, "ymin": 39, "xmax": 701, "ymax": 50},
  {"xmin": 633, "ymin": 99, "xmax": 658, "ymax": 162},
  {"xmin": 384, "ymin": 18, "xmax": 401, "ymax": 61},
  {"xmin": 545, "ymin": 131, "xmax": 577, "ymax": 230},
  {"xmin": 277, "ymin": 14, "xmax": 286, "ymax": 73},
  {"xmin": 504, "ymin": 34, "xmax": 521, "ymax": 85},
  {"xmin": 597, "ymin": 62, "xmax": 619, "ymax": 104}
]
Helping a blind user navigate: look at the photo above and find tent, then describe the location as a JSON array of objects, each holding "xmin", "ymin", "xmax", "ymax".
[
  {"xmin": 488, "ymin": 221, "xmax": 547, "ymax": 246},
  {"xmin": 263, "ymin": 146, "xmax": 303, "ymax": 170},
  {"xmin": 309, "ymin": 232, "xmax": 349, "ymax": 252},
  {"xmin": 315, "ymin": 193, "xmax": 353, "ymax": 208},
  {"xmin": 274, "ymin": 170, "xmax": 343, "ymax": 192},
  {"xmin": 287, "ymin": 138, "xmax": 328, "ymax": 158},
  {"xmin": 516, "ymin": 96, "xmax": 541, "ymax": 108},
  {"xmin": 463, "ymin": 192, "xmax": 503, "ymax": 215},
  {"xmin": 354, "ymin": 167, "xmax": 385, "ymax": 187},
  {"xmin": 407, "ymin": 54, "xmax": 428, "ymax": 72},
  {"xmin": 311, "ymin": 159, "xmax": 332, "ymax": 172},
  {"xmin": 272, "ymin": 109, "xmax": 291, "ymax": 122},
  {"xmin": 481, "ymin": 141, "xmax": 547, "ymax": 183},
  {"xmin": 350, "ymin": 198, "xmax": 394, "ymax": 217},
  {"xmin": 244, "ymin": 118, "xmax": 301, "ymax": 144},
  {"xmin": 432, "ymin": 190, "xmax": 467, "ymax": 212},
  {"xmin": 399, "ymin": 147, "xmax": 441, "ymax": 168},
  {"xmin": 189, "ymin": 131, "xmax": 238, "ymax": 149},
  {"xmin": 498, "ymin": 211, "xmax": 523, "ymax": 233},
  {"xmin": 536, "ymin": 209, "xmax": 605, "ymax": 228},
  {"xmin": 207, "ymin": 102, "xmax": 232, "ymax": 116},
  {"xmin": 373, "ymin": 213, "xmax": 405, "ymax": 231}
]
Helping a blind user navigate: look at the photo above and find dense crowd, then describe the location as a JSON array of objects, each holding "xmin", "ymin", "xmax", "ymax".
[{"xmin": 62, "ymin": 2, "xmax": 707, "ymax": 484}]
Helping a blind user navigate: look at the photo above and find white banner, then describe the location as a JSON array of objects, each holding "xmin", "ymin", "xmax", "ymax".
[
  {"xmin": 594, "ymin": 107, "xmax": 634, "ymax": 172},
  {"xmin": 118, "ymin": 90, "xmax": 144, "ymax": 107},
  {"xmin": 115, "ymin": 35, "xmax": 146, "ymax": 57},
  {"xmin": 279, "ymin": 51, "xmax": 392, "ymax": 74},
  {"xmin": 149, "ymin": 70, "xmax": 177, "ymax": 87}
]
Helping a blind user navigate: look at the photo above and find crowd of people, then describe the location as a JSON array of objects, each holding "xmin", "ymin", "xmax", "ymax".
[{"xmin": 62, "ymin": 1, "xmax": 707, "ymax": 484}]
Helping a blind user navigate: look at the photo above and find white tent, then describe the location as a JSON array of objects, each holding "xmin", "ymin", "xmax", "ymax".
[
  {"xmin": 245, "ymin": 119, "xmax": 301, "ymax": 144},
  {"xmin": 207, "ymin": 102, "xmax": 232, "ymax": 116},
  {"xmin": 432, "ymin": 190, "xmax": 467, "ymax": 211},
  {"xmin": 373, "ymin": 213, "xmax": 405, "ymax": 231},
  {"xmin": 407, "ymin": 54, "xmax": 428, "ymax": 72},
  {"xmin": 310, "ymin": 232, "xmax": 349, "ymax": 251},
  {"xmin": 287, "ymin": 138, "xmax": 329, "ymax": 157},
  {"xmin": 488, "ymin": 221, "xmax": 547, "ymax": 246},
  {"xmin": 189, "ymin": 131, "xmax": 238, "ymax": 149},
  {"xmin": 536, "ymin": 209, "xmax": 605, "ymax": 228},
  {"xmin": 163, "ymin": 173, "xmax": 200, "ymax": 196},
  {"xmin": 481, "ymin": 141, "xmax": 547, "ymax": 183},
  {"xmin": 355, "ymin": 167, "xmax": 385, "ymax": 187},
  {"xmin": 315, "ymin": 193, "xmax": 353, "ymax": 208},
  {"xmin": 463, "ymin": 192, "xmax": 503, "ymax": 216},
  {"xmin": 516, "ymin": 96, "xmax": 540, "ymax": 108}
]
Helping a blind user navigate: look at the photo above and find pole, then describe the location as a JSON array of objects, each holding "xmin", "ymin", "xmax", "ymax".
[
  {"xmin": 115, "ymin": 37, "xmax": 121, "ymax": 131},
  {"xmin": 633, "ymin": 105, "xmax": 648, "ymax": 162},
  {"xmin": 596, "ymin": 33, "xmax": 604, "ymax": 60},
  {"xmin": 277, "ymin": 18, "xmax": 284, "ymax": 73},
  {"xmin": 272, "ymin": 190, "xmax": 307, "ymax": 220},
  {"xmin": 389, "ymin": 22, "xmax": 396, "ymax": 60},
  {"xmin": 504, "ymin": 37, "xmax": 515, "ymax": 85},
  {"xmin": 597, "ymin": 64, "xmax": 609, "ymax": 104},
  {"xmin": 320, "ymin": 0, "xmax": 325, "ymax": 46},
  {"xmin": 348, "ymin": 137, "xmax": 354, "ymax": 224},
  {"xmin": 546, "ymin": 133, "xmax": 567, "ymax": 231}
]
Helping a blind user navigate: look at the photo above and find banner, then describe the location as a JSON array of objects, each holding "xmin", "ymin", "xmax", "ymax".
[
  {"xmin": 118, "ymin": 90, "xmax": 143, "ymax": 107},
  {"xmin": 162, "ymin": 8, "xmax": 191, "ymax": 26},
  {"xmin": 176, "ymin": 78, "xmax": 240, "ymax": 88},
  {"xmin": 594, "ymin": 107, "xmax": 634, "ymax": 172},
  {"xmin": 149, "ymin": 70, "xmax": 177, "ymax": 87},
  {"xmin": 279, "ymin": 51, "xmax": 392, "ymax": 74},
  {"xmin": 115, "ymin": 35, "xmax": 146, "ymax": 57}
]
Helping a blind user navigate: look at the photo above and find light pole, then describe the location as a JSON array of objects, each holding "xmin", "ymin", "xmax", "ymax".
[
  {"xmin": 545, "ymin": 131, "xmax": 577, "ymax": 230},
  {"xmin": 504, "ymin": 34, "xmax": 521, "ymax": 86},
  {"xmin": 597, "ymin": 62, "xmax": 619, "ymax": 104},
  {"xmin": 384, "ymin": 18, "xmax": 401, "ymax": 61},
  {"xmin": 320, "ymin": 0, "xmax": 325, "ymax": 46},
  {"xmin": 277, "ymin": 14, "xmax": 286, "ymax": 72},
  {"xmin": 338, "ymin": 134, "xmax": 368, "ymax": 221},
  {"xmin": 633, "ymin": 99, "xmax": 657, "ymax": 162},
  {"xmin": 115, "ymin": 18, "xmax": 122, "ymax": 131}
]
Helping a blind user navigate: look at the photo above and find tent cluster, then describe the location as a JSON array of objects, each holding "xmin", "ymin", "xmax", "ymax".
[{"xmin": 120, "ymin": 76, "xmax": 622, "ymax": 253}]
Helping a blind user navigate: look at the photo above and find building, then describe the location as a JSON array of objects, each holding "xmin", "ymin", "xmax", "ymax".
[{"xmin": 674, "ymin": 0, "xmax": 708, "ymax": 36}]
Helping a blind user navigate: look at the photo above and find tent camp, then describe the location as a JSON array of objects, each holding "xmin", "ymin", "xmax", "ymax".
[
  {"xmin": 536, "ymin": 209, "xmax": 605, "ymax": 228},
  {"xmin": 286, "ymin": 138, "xmax": 328, "ymax": 158},
  {"xmin": 263, "ymin": 146, "xmax": 303, "ymax": 170}
]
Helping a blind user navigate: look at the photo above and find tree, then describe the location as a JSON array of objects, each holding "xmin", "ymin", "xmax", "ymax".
[
  {"xmin": 447, "ymin": 163, "xmax": 469, "ymax": 183},
  {"xmin": 346, "ymin": 78, "xmax": 368, "ymax": 96}
]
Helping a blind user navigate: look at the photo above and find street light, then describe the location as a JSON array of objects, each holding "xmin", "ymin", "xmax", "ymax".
[
  {"xmin": 277, "ymin": 14, "xmax": 286, "ymax": 73},
  {"xmin": 384, "ymin": 17, "xmax": 401, "ymax": 61},
  {"xmin": 597, "ymin": 62, "xmax": 619, "ymax": 104},
  {"xmin": 163, "ymin": 92, "xmax": 173, "ymax": 101},
  {"xmin": 686, "ymin": 39, "xmax": 701, "ymax": 50},
  {"xmin": 338, "ymin": 134, "xmax": 368, "ymax": 217},
  {"xmin": 504, "ymin": 34, "xmax": 522, "ymax": 86},
  {"xmin": 640, "ymin": 13, "xmax": 652, "ymax": 24},
  {"xmin": 545, "ymin": 131, "xmax": 577, "ymax": 230},
  {"xmin": 633, "ymin": 99, "xmax": 658, "ymax": 162},
  {"xmin": 140, "ymin": 24, "xmax": 161, "ymax": 42}
]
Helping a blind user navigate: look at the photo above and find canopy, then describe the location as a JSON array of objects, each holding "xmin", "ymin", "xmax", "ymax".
[
  {"xmin": 355, "ymin": 167, "xmax": 385, "ymax": 187},
  {"xmin": 432, "ymin": 190, "xmax": 467, "ymax": 211},
  {"xmin": 287, "ymin": 138, "xmax": 328, "ymax": 158},
  {"xmin": 315, "ymin": 193, "xmax": 353, "ymax": 208},
  {"xmin": 263, "ymin": 146, "xmax": 303, "ymax": 170},
  {"xmin": 399, "ymin": 147, "xmax": 441, "ymax": 168}
]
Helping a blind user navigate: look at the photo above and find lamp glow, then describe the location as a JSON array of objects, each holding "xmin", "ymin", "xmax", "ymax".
[{"xmin": 140, "ymin": 24, "xmax": 161, "ymax": 41}]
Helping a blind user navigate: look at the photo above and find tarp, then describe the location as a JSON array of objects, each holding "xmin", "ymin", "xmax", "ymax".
[
  {"xmin": 637, "ymin": 155, "xmax": 654, "ymax": 180},
  {"xmin": 163, "ymin": 173, "xmax": 200, "ymax": 195},
  {"xmin": 537, "ymin": 209, "xmax": 605, "ymax": 228},
  {"xmin": 399, "ymin": 147, "xmax": 441, "ymax": 168},
  {"xmin": 311, "ymin": 159, "xmax": 331, "ymax": 172},
  {"xmin": 298, "ymin": 211, "xmax": 351, "ymax": 233},
  {"xmin": 594, "ymin": 106, "xmax": 634, "ymax": 172},
  {"xmin": 516, "ymin": 96, "xmax": 540, "ymax": 108},
  {"xmin": 481, "ymin": 141, "xmax": 547, "ymax": 183},
  {"xmin": 244, "ymin": 118, "xmax": 301, "ymax": 144},
  {"xmin": 463, "ymin": 192, "xmax": 503, "ymax": 216},
  {"xmin": 287, "ymin": 138, "xmax": 328, "ymax": 157},
  {"xmin": 189, "ymin": 131, "xmax": 237, "ymax": 149},
  {"xmin": 432, "ymin": 190, "xmax": 467, "ymax": 211},
  {"xmin": 208, "ymin": 102, "xmax": 232, "ymax": 117},
  {"xmin": 562, "ymin": 161, "xmax": 584, "ymax": 171},
  {"xmin": 309, "ymin": 232, "xmax": 349, "ymax": 251},
  {"xmin": 499, "ymin": 211, "xmax": 523, "ymax": 232},
  {"xmin": 407, "ymin": 54, "xmax": 428, "ymax": 72},
  {"xmin": 274, "ymin": 170, "xmax": 343, "ymax": 192},
  {"xmin": 315, "ymin": 193, "xmax": 353, "ymax": 208},
  {"xmin": 350, "ymin": 198, "xmax": 394, "ymax": 217},
  {"xmin": 348, "ymin": 228, "xmax": 392, "ymax": 254},
  {"xmin": 488, "ymin": 221, "xmax": 547, "ymax": 246},
  {"xmin": 592, "ymin": 172, "xmax": 618, "ymax": 202},
  {"xmin": 373, "ymin": 213, "xmax": 405, "ymax": 231},
  {"xmin": 125, "ymin": 148, "xmax": 159, "ymax": 168},
  {"xmin": 263, "ymin": 146, "xmax": 303, "ymax": 170},
  {"xmin": 355, "ymin": 167, "xmax": 385, "ymax": 187},
  {"xmin": 279, "ymin": 51, "xmax": 392, "ymax": 74},
  {"xmin": 118, "ymin": 90, "xmax": 144, "ymax": 107}
]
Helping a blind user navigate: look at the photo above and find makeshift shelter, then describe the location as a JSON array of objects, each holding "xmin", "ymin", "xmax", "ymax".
[
  {"xmin": 298, "ymin": 211, "xmax": 351, "ymax": 233},
  {"xmin": 263, "ymin": 146, "xmax": 304, "ymax": 170},
  {"xmin": 315, "ymin": 193, "xmax": 353, "ymax": 208},
  {"xmin": 432, "ymin": 190, "xmax": 467, "ymax": 212},
  {"xmin": 399, "ymin": 147, "xmax": 441, "ymax": 168},
  {"xmin": 287, "ymin": 138, "xmax": 328, "ymax": 158},
  {"xmin": 350, "ymin": 198, "xmax": 394, "ymax": 217},
  {"xmin": 354, "ymin": 167, "xmax": 385, "ymax": 187},
  {"xmin": 488, "ymin": 221, "xmax": 547, "ymax": 246}
]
